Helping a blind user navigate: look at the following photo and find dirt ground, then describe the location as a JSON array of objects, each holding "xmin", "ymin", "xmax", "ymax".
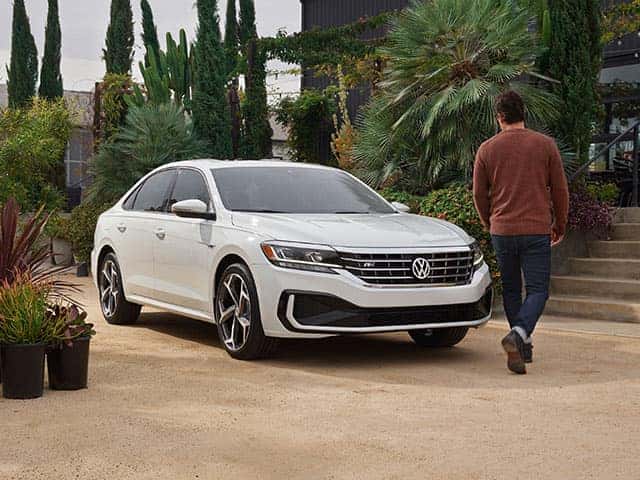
[{"xmin": 1, "ymin": 278, "xmax": 639, "ymax": 480}]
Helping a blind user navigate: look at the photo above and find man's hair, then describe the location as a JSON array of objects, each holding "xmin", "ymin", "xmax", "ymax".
[{"xmin": 495, "ymin": 91, "xmax": 525, "ymax": 124}]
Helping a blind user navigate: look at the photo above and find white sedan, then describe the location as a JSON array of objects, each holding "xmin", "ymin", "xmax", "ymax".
[{"xmin": 92, "ymin": 160, "xmax": 493, "ymax": 359}]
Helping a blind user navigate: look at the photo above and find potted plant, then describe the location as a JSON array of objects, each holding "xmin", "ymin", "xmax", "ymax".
[
  {"xmin": 0, "ymin": 197, "xmax": 78, "ymax": 386},
  {"xmin": 0, "ymin": 277, "xmax": 64, "ymax": 399},
  {"xmin": 46, "ymin": 304, "xmax": 95, "ymax": 390}
]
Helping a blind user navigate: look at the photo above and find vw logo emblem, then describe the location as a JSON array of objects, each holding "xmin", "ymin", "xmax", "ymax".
[{"xmin": 412, "ymin": 257, "xmax": 431, "ymax": 280}]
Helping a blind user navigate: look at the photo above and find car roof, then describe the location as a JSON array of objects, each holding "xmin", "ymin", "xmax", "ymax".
[{"xmin": 161, "ymin": 159, "xmax": 338, "ymax": 171}]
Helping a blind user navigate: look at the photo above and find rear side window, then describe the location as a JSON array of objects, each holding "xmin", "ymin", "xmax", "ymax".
[
  {"xmin": 132, "ymin": 170, "xmax": 176, "ymax": 212},
  {"xmin": 169, "ymin": 169, "xmax": 211, "ymax": 208}
]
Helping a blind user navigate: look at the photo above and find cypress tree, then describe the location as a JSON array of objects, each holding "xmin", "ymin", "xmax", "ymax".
[
  {"xmin": 39, "ymin": 0, "xmax": 63, "ymax": 100},
  {"xmin": 224, "ymin": 0, "xmax": 241, "ymax": 157},
  {"xmin": 547, "ymin": 0, "xmax": 602, "ymax": 163},
  {"xmin": 238, "ymin": 0, "xmax": 257, "ymax": 49},
  {"xmin": 224, "ymin": 0, "xmax": 239, "ymax": 78},
  {"xmin": 141, "ymin": 0, "xmax": 162, "ymax": 72},
  {"xmin": 7, "ymin": 0, "xmax": 38, "ymax": 109},
  {"xmin": 241, "ymin": 39, "xmax": 272, "ymax": 159},
  {"xmin": 192, "ymin": 0, "xmax": 233, "ymax": 158},
  {"xmin": 103, "ymin": 0, "xmax": 134, "ymax": 74}
]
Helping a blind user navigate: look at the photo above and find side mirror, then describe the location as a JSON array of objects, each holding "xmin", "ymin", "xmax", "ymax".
[
  {"xmin": 391, "ymin": 201, "xmax": 411, "ymax": 213},
  {"xmin": 172, "ymin": 199, "xmax": 216, "ymax": 221}
]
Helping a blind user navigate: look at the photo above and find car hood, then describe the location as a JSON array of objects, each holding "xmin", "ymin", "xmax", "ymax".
[{"xmin": 231, "ymin": 212, "xmax": 472, "ymax": 248}]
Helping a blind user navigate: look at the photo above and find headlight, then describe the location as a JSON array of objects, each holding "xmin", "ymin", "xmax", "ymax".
[
  {"xmin": 261, "ymin": 242, "xmax": 343, "ymax": 274},
  {"xmin": 470, "ymin": 240, "xmax": 484, "ymax": 271}
]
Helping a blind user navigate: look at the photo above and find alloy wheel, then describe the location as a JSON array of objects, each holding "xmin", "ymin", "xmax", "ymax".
[
  {"xmin": 100, "ymin": 259, "xmax": 119, "ymax": 317},
  {"xmin": 217, "ymin": 273, "xmax": 251, "ymax": 352}
]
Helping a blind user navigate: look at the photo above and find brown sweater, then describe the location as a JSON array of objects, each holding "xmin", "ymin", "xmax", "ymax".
[{"xmin": 472, "ymin": 128, "xmax": 569, "ymax": 236}]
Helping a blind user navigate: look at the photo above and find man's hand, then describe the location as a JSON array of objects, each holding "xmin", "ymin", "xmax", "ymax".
[{"xmin": 551, "ymin": 230, "xmax": 564, "ymax": 247}]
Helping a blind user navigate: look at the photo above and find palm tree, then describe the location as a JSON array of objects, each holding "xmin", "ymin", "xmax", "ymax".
[{"xmin": 352, "ymin": 0, "xmax": 559, "ymax": 194}]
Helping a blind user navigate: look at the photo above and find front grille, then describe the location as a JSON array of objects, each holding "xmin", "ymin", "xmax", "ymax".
[{"xmin": 337, "ymin": 250, "xmax": 474, "ymax": 286}]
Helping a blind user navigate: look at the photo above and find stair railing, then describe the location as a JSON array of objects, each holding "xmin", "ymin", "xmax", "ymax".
[{"xmin": 570, "ymin": 119, "xmax": 640, "ymax": 207}]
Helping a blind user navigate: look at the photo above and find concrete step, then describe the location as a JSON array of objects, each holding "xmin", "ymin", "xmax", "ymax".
[
  {"xmin": 616, "ymin": 208, "xmax": 640, "ymax": 224},
  {"xmin": 588, "ymin": 240, "xmax": 640, "ymax": 259},
  {"xmin": 610, "ymin": 223, "xmax": 640, "ymax": 241},
  {"xmin": 568, "ymin": 257, "xmax": 640, "ymax": 280},
  {"xmin": 551, "ymin": 275, "xmax": 640, "ymax": 301},
  {"xmin": 545, "ymin": 295, "xmax": 640, "ymax": 323}
]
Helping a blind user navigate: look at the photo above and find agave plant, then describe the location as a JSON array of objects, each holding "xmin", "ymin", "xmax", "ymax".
[
  {"xmin": 0, "ymin": 198, "xmax": 76, "ymax": 299},
  {"xmin": 352, "ymin": 0, "xmax": 560, "ymax": 193}
]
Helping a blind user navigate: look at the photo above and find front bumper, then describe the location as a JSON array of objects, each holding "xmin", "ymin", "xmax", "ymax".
[
  {"xmin": 252, "ymin": 262, "xmax": 493, "ymax": 338},
  {"xmin": 278, "ymin": 287, "xmax": 493, "ymax": 334}
]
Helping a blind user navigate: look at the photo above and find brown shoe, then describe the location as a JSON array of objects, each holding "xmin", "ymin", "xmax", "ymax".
[{"xmin": 501, "ymin": 330, "xmax": 527, "ymax": 374}]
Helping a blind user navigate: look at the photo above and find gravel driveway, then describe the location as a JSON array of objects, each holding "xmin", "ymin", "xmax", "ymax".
[{"xmin": 1, "ymin": 277, "xmax": 639, "ymax": 479}]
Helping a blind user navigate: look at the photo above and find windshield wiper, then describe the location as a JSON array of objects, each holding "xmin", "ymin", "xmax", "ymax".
[{"xmin": 235, "ymin": 209, "xmax": 289, "ymax": 213}]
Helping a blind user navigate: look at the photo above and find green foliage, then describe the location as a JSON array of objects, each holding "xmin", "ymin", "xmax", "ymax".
[
  {"xmin": 260, "ymin": 12, "xmax": 391, "ymax": 69},
  {"xmin": 547, "ymin": 0, "xmax": 602, "ymax": 164},
  {"xmin": 64, "ymin": 201, "xmax": 112, "ymax": 263},
  {"xmin": 98, "ymin": 73, "xmax": 134, "ymax": 142},
  {"xmin": 103, "ymin": 0, "xmax": 134, "ymax": 74},
  {"xmin": 240, "ymin": 40, "xmax": 272, "ymax": 159},
  {"xmin": 0, "ymin": 99, "xmax": 71, "ymax": 211},
  {"xmin": 88, "ymin": 102, "xmax": 206, "ymax": 204},
  {"xmin": 275, "ymin": 90, "xmax": 336, "ymax": 164},
  {"xmin": 602, "ymin": 0, "xmax": 640, "ymax": 43},
  {"xmin": 192, "ymin": 0, "xmax": 233, "ymax": 158},
  {"xmin": 378, "ymin": 188, "xmax": 422, "ymax": 214},
  {"xmin": 239, "ymin": 0, "xmax": 257, "ymax": 49},
  {"xmin": 0, "ymin": 276, "xmax": 63, "ymax": 345},
  {"xmin": 224, "ymin": 0, "xmax": 240, "ymax": 79},
  {"xmin": 420, "ymin": 184, "xmax": 500, "ymax": 290},
  {"xmin": 129, "ymin": 30, "xmax": 194, "ymax": 111},
  {"xmin": 586, "ymin": 181, "xmax": 620, "ymax": 205},
  {"xmin": 141, "ymin": 0, "xmax": 162, "ymax": 73},
  {"xmin": 7, "ymin": 0, "xmax": 38, "ymax": 109},
  {"xmin": 38, "ymin": 0, "xmax": 63, "ymax": 101},
  {"xmin": 352, "ymin": 0, "xmax": 559, "ymax": 194}
]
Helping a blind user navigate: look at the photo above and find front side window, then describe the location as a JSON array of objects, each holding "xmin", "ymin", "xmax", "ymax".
[
  {"xmin": 169, "ymin": 169, "xmax": 211, "ymax": 209},
  {"xmin": 132, "ymin": 169, "xmax": 176, "ymax": 212},
  {"xmin": 211, "ymin": 166, "xmax": 395, "ymax": 214}
]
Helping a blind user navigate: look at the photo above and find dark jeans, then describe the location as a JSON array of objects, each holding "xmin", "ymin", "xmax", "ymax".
[{"xmin": 491, "ymin": 234, "xmax": 551, "ymax": 338}]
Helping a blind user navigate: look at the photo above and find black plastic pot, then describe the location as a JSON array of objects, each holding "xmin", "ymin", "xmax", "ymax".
[
  {"xmin": 76, "ymin": 262, "xmax": 89, "ymax": 277},
  {"xmin": 1, "ymin": 343, "xmax": 46, "ymax": 399},
  {"xmin": 47, "ymin": 336, "xmax": 90, "ymax": 390}
]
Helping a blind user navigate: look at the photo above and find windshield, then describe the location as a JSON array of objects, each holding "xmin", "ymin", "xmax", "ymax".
[{"xmin": 211, "ymin": 166, "xmax": 395, "ymax": 214}]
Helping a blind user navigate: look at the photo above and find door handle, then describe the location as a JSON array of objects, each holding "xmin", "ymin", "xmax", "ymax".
[
  {"xmin": 117, "ymin": 224, "xmax": 127, "ymax": 233},
  {"xmin": 154, "ymin": 228, "xmax": 166, "ymax": 240}
]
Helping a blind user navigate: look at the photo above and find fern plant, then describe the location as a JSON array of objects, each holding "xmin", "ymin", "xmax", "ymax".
[{"xmin": 352, "ymin": 0, "xmax": 560, "ymax": 194}]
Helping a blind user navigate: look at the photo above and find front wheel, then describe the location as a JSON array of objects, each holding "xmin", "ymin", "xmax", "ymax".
[
  {"xmin": 409, "ymin": 327, "xmax": 469, "ymax": 348},
  {"xmin": 215, "ymin": 263, "xmax": 278, "ymax": 360}
]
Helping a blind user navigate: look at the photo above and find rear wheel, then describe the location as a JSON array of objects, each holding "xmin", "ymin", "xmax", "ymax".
[
  {"xmin": 99, "ymin": 253, "xmax": 141, "ymax": 325},
  {"xmin": 409, "ymin": 327, "xmax": 469, "ymax": 348},
  {"xmin": 215, "ymin": 263, "xmax": 278, "ymax": 360}
]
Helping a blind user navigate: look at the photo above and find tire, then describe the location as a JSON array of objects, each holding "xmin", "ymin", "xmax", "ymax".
[
  {"xmin": 409, "ymin": 327, "xmax": 469, "ymax": 348},
  {"xmin": 215, "ymin": 263, "xmax": 278, "ymax": 360},
  {"xmin": 98, "ymin": 253, "xmax": 141, "ymax": 325}
]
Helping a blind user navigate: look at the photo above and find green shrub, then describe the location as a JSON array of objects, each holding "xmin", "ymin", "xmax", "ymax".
[
  {"xmin": 88, "ymin": 102, "xmax": 206, "ymax": 204},
  {"xmin": 64, "ymin": 201, "xmax": 112, "ymax": 263},
  {"xmin": 0, "ymin": 98, "xmax": 71, "ymax": 211},
  {"xmin": 379, "ymin": 188, "xmax": 422, "ymax": 214},
  {"xmin": 585, "ymin": 181, "xmax": 619, "ymax": 205},
  {"xmin": 275, "ymin": 89, "xmax": 336, "ymax": 164},
  {"xmin": 419, "ymin": 183, "xmax": 501, "ymax": 291}
]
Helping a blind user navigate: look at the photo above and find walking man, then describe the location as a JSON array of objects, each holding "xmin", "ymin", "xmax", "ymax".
[{"xmin": 473, "ymin": 91, "xmax": 569, "ymax": 374}]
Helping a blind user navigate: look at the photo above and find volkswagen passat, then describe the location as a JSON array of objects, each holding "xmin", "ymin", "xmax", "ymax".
[{"xmin": 92, "ymin": 160, "xmax": 493, "ymax": 359}]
